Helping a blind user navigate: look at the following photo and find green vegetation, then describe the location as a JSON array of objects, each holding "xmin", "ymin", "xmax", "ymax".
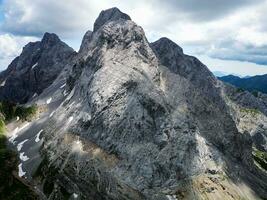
[
  {"xmin": 252, "ymin": 147, "xmax": 267, "ymax": 171},
  {"xmin": 0, "ymin": 102, "xmax": 38, "ymax": 200},
  {"xmin": 15, "ymin": 105, "xmax": 37, "ymax": 121},
  {"xmin": 240, "ymin": 108, "xmax": 260, "ymax": 117},
  {"xmin": 236, "ymin": 87, "xmax": 245, "ymax": 93},
  {"xmin": 0, "ymin": 117, "xmax": 6, "ymax": 146},
  {"xmin": 251, "ymin": 90, "xmax": 259, "ymax": 98},
  {"xmin": 0, "ymin": 101, "xmax": 37, "ymax": 122}
]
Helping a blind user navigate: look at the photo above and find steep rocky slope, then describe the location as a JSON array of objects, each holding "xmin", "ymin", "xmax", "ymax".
[
  {"xmin": 221, "ymin": 84, "xmax": 267, "ymax": 153},
  {"xmin": 0, "ymin": 33, "xmax": 75, "ymax": 104},
  {"xmin": 2, "ymin": 7, "xmax": 267, "ymax": 200}
]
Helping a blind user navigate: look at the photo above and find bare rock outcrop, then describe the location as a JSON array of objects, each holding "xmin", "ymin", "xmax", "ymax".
[{"xmin": 0, "ymin": 33, "xmax": 75, "ymax": 103}]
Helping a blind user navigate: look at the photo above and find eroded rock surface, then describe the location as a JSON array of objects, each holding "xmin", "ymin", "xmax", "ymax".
[
  {"xmin": 2, "ymin": 7, "xmax": 267, "ymax": 200},
  {"xmin": 0, "ymin": 33, "xmax": 75, "ymax": 103}
]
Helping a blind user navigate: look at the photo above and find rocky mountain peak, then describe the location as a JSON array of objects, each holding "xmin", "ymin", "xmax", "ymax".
[
  {"xmin": 93, "ymin": 7, "xmax": 131, "ymax": 31},
  {"xmin": 2, "ymin": 7, "xmax": 267, "ymax": 200},
  {"xmin": 79, "ymin": 30, "xmax": 93, "ymax": 54},
  {"xmin": 152, "ymin": 37, "xmax": 183, "ymax": 55},
  {"xmin": 41, "ymin": 32, "xmax": 61, "ymax": 47},
  {"xmin": 0, "ymin": 33, "xmax": 74, "ymax": 103}
]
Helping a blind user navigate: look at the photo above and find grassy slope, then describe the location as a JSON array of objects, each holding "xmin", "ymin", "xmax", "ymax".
[
  {"xmin": 253, "ymin": 147, "xmax": 267, "ymax": 172},
  {"xmin": 0, "ymin": 103, "xmax": 38, "ymax": 200}
]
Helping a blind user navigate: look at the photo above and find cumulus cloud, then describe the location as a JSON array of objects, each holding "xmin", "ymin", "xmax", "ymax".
[
  {"xmin": 1, "ymin": 0, "xmax": 103, "ymax": 38},
  {"xmin": 0, "ymin": 34, "xmax": 37, "ymax": 70},
  {"xmin": 0, "ymin": 0, "xmax": 263, "ymax": 38},
  {"xmin": 174, "ymin": 1, "xmax": 267, "ymax": 66},
  {"xmin": 0, "ymin": 0, "xmax": 267, "ymax": 73}
]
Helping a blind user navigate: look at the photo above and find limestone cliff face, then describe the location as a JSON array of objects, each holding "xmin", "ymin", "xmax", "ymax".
[
  {"xmin": 2, "ymin": 7, "xmax": 267, "ymax": 200},
  {"xmin": 222, "ymin": 83, "xmax": 267, "ymax": 152},
  {"xmin": 0, "ymin": 33, "xmax": 75, "ymax": 103},
  {"xmin": 30, "ymin": 8, "xmax": 266, "ymax": 200}
]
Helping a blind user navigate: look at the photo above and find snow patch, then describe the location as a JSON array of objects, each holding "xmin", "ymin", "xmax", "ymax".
[
  {"xmin": 18, "ymin": 163, "xmax": 26, "ymax": 177},
  {"xmin": 69, "ymin": 101, "xmax": 76, "ymax": 108},
  {"xmin": 31, "ymin": 63, "xmax": 38, "ymax": 69},
  {"xmin": 35, "ymin": 129, "xmax": 43, "ymax": 142},
  {"xmin": 166, "ymin": 195, "xmax": 178, "ymax": 200},
  {"xmin": 49, "ymin": 111, "xmax": 55, "ymax": 118},
  {"xmin": 0, "ymin": 79, "xmax": 6, "ymax": 87},
  {"xmin": 9, "ymin": 127, "xmax": 19, "ymax": 144},
  {"xmin": 60, "ymin": 83, "xmax": 66, "ymax": 89},
  {"xmin": 68, "ymin": 116, "xmax": 74, "ymax": 124},
  {"xmin": 46, "ymin": 97, "xmax": 52, "ymax": 104},
  {"xmin": 73, "ymin": 193, "xmax": 78, "ymax": 198},
  {"xmin": 66, "ymin": 88, "xmax": 75, "ymax": 101},
  {"xmin": 9, "ymin": 123, "xmax": 30, "ymax": 144},
  {"xmin": 17, "ymin": 139, "xmax": 29, "ymax": 151},
  {"xmin": 19, "ymin": 152, "xmax": 29, "ymax": 161},
  {"xmin": 63, "ymin": 90, "xmax": 68, "ymax": 96},
  {"xmin": 20, "ymin": 122, "xmax": 30, "ymax": 130},
  {"xmin": 32, "ymin": 93, "xmax": 38, "ymax": 98}
]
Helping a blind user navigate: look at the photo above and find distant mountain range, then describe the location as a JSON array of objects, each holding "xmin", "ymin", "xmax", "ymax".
[
  {"xmin": 212, "ymin": 71, "xmax": 242, "ymax": 77},
  {"xmin": 219, "ymin": 74, "xmax": 267, "ymax": 94}
]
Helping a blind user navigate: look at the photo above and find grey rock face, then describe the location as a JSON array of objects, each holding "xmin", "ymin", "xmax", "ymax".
[
  {"xmin": 79, "ymin": 30, "xmax": 93, "ymax": 54},
  {"xmin": 151, "ymin": 38, "xmax": 244, "ymax": 158},
  {"xmin": 4, "ymin": 7, "xmax": 267, "ymax": 200},
  {"xmin": 0, "ymin": 32, "xmax": 75, "ymax": 103},
  {"xmin": 33, "ymin": 9, "xmax": 267, "ymax": 200},
  {"xmin": 222, "ymin": 83, "xmax": 267, "ymax": 153},
  {"xmin": 93, "ymin": 7, "xmax": 131, "ymax": 31}
]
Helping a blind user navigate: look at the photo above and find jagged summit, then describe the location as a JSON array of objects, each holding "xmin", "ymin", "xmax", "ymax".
[
  {"xmin": 2, "ymin": 7, "xmax": 267, "ymax": 200},
  {"xmin": 151, "ymin": 37, "xmax": 183, "ymax": 55},
  {"xmin": 41, "ymin": 32, "xmax": 61, "ymax": 47},
  {"xmin": 79, "ymin": 30, "xmax": 93, "ymax": 53},
  {"xmin": 93, "ymin": 7, "xmax": 131, "ymax": 31},
  {"xmin": 0, "ymin": 33, "xmax": 74, "ymax": 103},
  {"xmin": 41, "ymin": 32, "xmax": 61, "ymax": 46}
]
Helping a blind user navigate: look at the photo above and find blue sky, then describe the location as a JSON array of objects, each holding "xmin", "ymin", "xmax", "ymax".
[
  {"xmin": 1, "ymin": 0, "xmax": 267, "ymax": 76},
  {"xmin": 0, "ymin": 0, "xmax": 3, "ymax": 22}
]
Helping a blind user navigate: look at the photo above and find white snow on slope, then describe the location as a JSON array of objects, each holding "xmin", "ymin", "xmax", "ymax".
[
  {"xmin": 17, "ymin": 139, "xmax": 29, "ymax": 151},
  {"xmin": 46, "ymin": 97, "xmax": 52, "ymax": 104},
  {"xmin": 31, "ymin": 63, "xmax": 38, "ymax": 69},
  {"xmin": 166, "ymin": 195, "xmax": 178, "ymax": 200},
  {"xmin": 35, "ymin": 129, "xmax": 43, "ymax": 143},
  {"xmin": 49, "ymin": 111, "xmax": 55, "ymax": 118},
  {"xmin": 69, "ymin": 101, "xmax": 76, "ymax": 108},
  {"xmin": 66, "ymin": 88, "xmax": 75, "ymax": 101},
  {"xmin": 18, "ymin": 163, "xmax": 26, "ymax": 177},
  {"xmin": 68, "ymin": 116, "xmax": 74, "ymax": 124},
  {"xmin": 9, "ymin": 123, "xmax": 30, "ymax": 144},
  {"xmin": 32, "ymin": 93, "xmax": 38, "ymax": 98},
  {"xmin": 63, "ymin": 90, "xmax": 68, "ymax": 96},
  {"xmin": 73, "ymin": 193, "xmax": 78, "ymax": 198},
  {"xmin": 0, "ymin": 79, "xmax": 6, "ymax": 87},
  {"xmin": 60, "ymin": 83, "xmax": 66, "ymax": 89},
  {"xmin": 19, "ymin": 152, "xmax": 29, "ymax": 161}
]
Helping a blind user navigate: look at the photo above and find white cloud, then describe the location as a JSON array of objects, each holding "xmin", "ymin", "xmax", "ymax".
[
  {"xmin": 1, "ymin": 0, "xmax": 267, "ymax": 74},
  {"xmin": 199, "ymin": 55, "xmax": 267, "ymax": 77},
  {"xmin": 0, "ymin": 34, "xmax": 38, "ymax": 70},
  {"xmin": 1, "ymin": 0, "xmax": 108, "ymax": 38}
]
